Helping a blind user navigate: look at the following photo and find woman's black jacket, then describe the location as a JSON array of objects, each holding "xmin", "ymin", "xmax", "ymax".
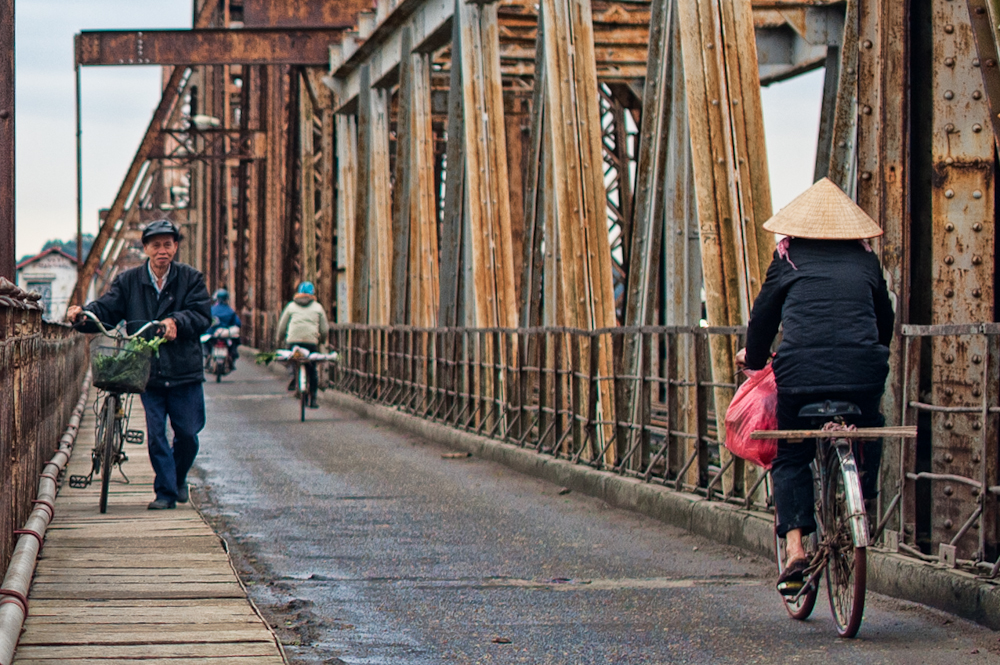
[
  {"xmin": 79, "ymin": 261, "xmax": 212, "ymax": 388},
  {"xmin": 744, "ymin": 239, "xmax": 895, "ymax": 395}
]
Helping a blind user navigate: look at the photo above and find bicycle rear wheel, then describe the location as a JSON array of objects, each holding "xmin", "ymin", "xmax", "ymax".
[
  {"xmin": 823, "ymin": 448, "xmax": 867, "ymax": 637},
  {"xmin": 774, "ymin": 527, "xmax": 818, "ymax": 620},
  {"xmin": 99, "ymin": 395, "xmax": 120, "ymax": 514},
  {"xmin": 299, "ymin": 365, "xmax": 308, "ymax": 422}
]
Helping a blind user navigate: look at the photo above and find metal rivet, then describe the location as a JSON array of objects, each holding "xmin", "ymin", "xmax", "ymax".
[
  {"xmin": 944, "ymin": 57, "xmax": 956, "ymax": 67},
  {"xmin": 944, "ymin": 486, "xmax": 954, "ymax": 496},
  {"xmin": 847, "ymin": 66, "xmax": 855, "ymax": 74},
  {"xmin": 861, "ymin": 172, "xmax": 872, "ymax": 181},
  {"xmin": 973, "ymin": 387, "xmax": 983, "ymax": 397},
  {"xmin": 974, "ymin": 90, "xmax": 983, "ymax": 100},
  {"xmin": 946, "ymin": 222, "xmax": 956, "ymax": 231},
  {"xmin": 863, "ymin": 39, "xmax": 873, "ymax": 48},
  {"xmin": 944, "ymin": 24, "xmax": 955, "ymax": 34},
  {"xmin": 945, "ymin": 157, "xmax": 955, "ymax": 165},
  {"xmin": 977, "ymin": 6, "xmax": 986, "ymax": 14},
  {"xmin": 973, "ymin": 288, "xmax": 982, "ymax": 298},
  {"xmin": 944, "ymin": 519, "xmax": 954, "ymax": 529},
  {"xmin": 975, "ymin": 58, "xmax": 983, "ymax": 67},
  {"xmin": 973, "ymin": 222, "xmax": 983, "ymax": 231},
  {"xmin": 711, "ymin": 99, "xmax": 719, "ymax": 106},
  {"xmin": 973, "ymin": 421, "xmax": 983, "ymax": 430},
  {"xmin": 944, "ymin": 255, "xmax": 955, "ymax": 265},
  {"xmin": 945, "ymin": 123, "xmax": 956, "ymax": 133},
  {"xmin": 973, "ymin": 255, "xmax": 983, "ymax": 265},
  {"xmin": 944, "ymin": 90, "xmax": 955, "ymax": 100},
  {"xmin": 944, "ymin": 420, "xmax": 954, "ymax": 429},
  {"xmin": 944, "ymin": 453, "xmax": 954, "ymax": 463},
  {"xmin": 945, "ymin": 387, "xmax": 954, "ymax": 396},
  {"xmin": 974, "ymin": 123, "xmax": 983, "ymax": 132},
  {"xmin": 945, "ymin": 353, "xmax": 955, "ymax": 362},
  {"xmin": 973, "ymin": 354, "xmax": 983, "ymax": 364},
  {"xmin": 974, "ymin": 190, "xmax": 983, "ymax": 199},
  {"xmin": 706, "ymin": 43, "xmax": 714, "ymax": 49},
  {"xmin": 717, "ymin": 158, "xmax": 725, "ymax": 164},
  {"xmin": 974, "ymin": 454, "xmax": 982, "ymax": 463},
  {"xmin": 945, "ymin": 188, "xmax": 955, "ymax": 198},
  {"xmin": 863, "ymin": 105, "xmax": 873, "ymax": 115},
  {"xmin": 838, "ymin": 141, "xmax": 847, "ymax": 147}
]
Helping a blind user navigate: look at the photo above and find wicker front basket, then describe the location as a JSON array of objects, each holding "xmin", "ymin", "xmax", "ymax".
[{"xmin": 91, "ymin": 346, "xmax": 152, "ymax": 394}]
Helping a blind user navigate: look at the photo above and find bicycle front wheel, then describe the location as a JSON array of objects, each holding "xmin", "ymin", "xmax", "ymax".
[
  {"xmin": 299, "ymin": 365, "xmax": 308, "ymax": 422},
  {"xmin": 99, "ymin": 394, "xmax": 120, "ymax": 514},
  {"xmin": 823, "ymin": 448, "xmax": 867, "ymax": 638}
]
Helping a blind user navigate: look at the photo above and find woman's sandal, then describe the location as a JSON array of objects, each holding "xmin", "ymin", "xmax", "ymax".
[{"xmin": 776, "ymin": 558, "xmax": 809, "ymax": 596}]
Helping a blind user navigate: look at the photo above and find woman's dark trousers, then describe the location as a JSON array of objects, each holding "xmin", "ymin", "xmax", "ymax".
[{"xmin": 771, "ymin": 390, "xmax": 884, "ymax": 538}]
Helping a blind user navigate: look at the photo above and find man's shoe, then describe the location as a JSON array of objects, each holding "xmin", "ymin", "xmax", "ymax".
[
  {"xmin": 147, "ymin": 499, "xmax": 176, "ymax": 510},
  {"xmin": 177, "ymin": 485, "xmax": 189, "ymax": 503},
  {"xmin": 308, "ymin": 396, "xmax": 319, "ymax": 409}
]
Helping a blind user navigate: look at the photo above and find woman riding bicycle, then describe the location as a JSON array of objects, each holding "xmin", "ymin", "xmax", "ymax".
[
  {"xmin": 277, "ymin": 281, "xmax": 330, "ymax": 409},
  {"xmin": 736, "ymin": 178, "xmax": 895, "ymax": 594}
]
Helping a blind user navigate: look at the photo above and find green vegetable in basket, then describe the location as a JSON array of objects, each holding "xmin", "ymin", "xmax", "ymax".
[
  {"xmin": 93, "ymin": 336, "xmax": 166, "ymax": 391},
  {"xmin": 255, "ymin": 351, "xmax": 277, "ymax": 365}
]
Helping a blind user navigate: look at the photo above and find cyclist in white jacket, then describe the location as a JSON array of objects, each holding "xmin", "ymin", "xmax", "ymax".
[{"xmin": 277, "ymin": 282, "xmax": 329, "ymax": 408}]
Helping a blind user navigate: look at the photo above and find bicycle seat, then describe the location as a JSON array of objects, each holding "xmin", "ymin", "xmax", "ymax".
[{"xmin": 797, "ymin": 400, "xmax": 861, "ymax": 419}]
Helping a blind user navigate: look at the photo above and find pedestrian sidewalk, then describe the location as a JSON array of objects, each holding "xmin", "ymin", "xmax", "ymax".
[{"xmin": 13, "ymin": 391, "xmax": 286, "ymax": 664}]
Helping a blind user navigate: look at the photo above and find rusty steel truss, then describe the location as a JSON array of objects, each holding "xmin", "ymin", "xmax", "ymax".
[{"xmin": 61, "ymin": 0, "xmax": 1000, "ymax": 573}]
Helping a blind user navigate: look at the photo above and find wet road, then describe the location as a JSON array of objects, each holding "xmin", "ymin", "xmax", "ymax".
[{"xmin": 192, "ymin": 361, "xmax": 1000, "ymax": 664}]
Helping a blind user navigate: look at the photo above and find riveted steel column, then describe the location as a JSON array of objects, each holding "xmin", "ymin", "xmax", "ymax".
[{"xmin": 922, "ymin": 0, "xmax": 994, "ymax": 559}]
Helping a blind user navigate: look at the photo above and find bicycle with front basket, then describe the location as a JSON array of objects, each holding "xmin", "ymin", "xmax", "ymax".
[
  {"xmin": 70, "ymin": 311, "xmax": 162, "ymax": 513},
  {"xmin": 753, "ymin": 402, "xmax": 916, "ymax": 638}
]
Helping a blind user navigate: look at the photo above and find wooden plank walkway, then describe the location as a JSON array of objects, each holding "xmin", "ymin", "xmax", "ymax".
[{"xmin": 14, "ymin": 392, "xmax": 286, "ymax": 664}]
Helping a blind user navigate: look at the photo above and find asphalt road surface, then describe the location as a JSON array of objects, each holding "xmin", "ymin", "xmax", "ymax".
[{"xmin": 191, "ymin": 360, "xmax": 1000, "ymax": 664}]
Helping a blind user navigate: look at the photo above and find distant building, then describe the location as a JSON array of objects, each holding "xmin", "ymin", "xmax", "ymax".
[{"xmin": 16, "ymin": 248, "xmax": 95, "ymax": 321}]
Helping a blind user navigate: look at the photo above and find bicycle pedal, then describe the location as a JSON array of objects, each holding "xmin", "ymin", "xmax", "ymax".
[
  {"xmin": 125, "ymin": 429, "xmax": 145, "ymax": 445},
  {"xmin": 68, "ymin": 475, "xmax": 91, "ymax": 489}
]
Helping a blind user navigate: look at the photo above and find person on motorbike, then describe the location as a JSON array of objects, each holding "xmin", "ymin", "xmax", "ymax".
[
  {"xmin": 277, "ymin": 282, "xmax": 329, "ymax": 408},
  {"xmin": 206, "ymin": 288, "xmax": 241, "ymax": 367},
  {"xmin": 736, "ymin": 178, "xmax": 895, "ymax": 596}
]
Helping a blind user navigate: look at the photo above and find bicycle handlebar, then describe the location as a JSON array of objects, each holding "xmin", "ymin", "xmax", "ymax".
[{"xmin": 76, "ymin": 310, "xmax": 162, "ymax": 341}]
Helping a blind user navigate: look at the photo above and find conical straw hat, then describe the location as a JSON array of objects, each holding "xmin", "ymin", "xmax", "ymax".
[{"xmin": 762, "ymin": 177, "xmax": 883, "ymax": 240}]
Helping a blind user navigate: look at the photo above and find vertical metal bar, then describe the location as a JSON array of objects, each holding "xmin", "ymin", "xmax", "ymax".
[
  {"xmin": 75, "ymin": 61, "xmax": 83, "ymax": 269},
  {"xmin": 900, "ymin": 335, "xmax": 922, "ymax": 545},
  {"xmin": 0, "ymin": 0, "xmax": 13, "ymax": 280}
]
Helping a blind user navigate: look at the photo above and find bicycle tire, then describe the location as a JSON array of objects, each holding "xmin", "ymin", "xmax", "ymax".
[
  {"xmin": 823, "ymin": 447, "xmax": 867, "ymax": 638},
  {"xmin": 774, "ymin": 527, "xmax": 818, "ymax": 620},
  {"xmin": 299, "ymin": 365, "xmax": 308, "ymax": 422},
  {"xmin": 99, "ymin": 394, "xmax": 119, "ymax": 514}
]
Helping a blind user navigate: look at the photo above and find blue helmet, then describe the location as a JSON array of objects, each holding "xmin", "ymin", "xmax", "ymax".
[
  {"xmin": 297, "ymin": 281, "xmax": 315, "ymax": 295},
  {"xmin": 213, "ymin": 288, "xmax": 229, "ymax": 302}
]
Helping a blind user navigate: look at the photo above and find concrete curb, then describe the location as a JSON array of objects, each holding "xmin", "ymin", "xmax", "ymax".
[{"xmin": 317, "ymin": 388, "xmax": 1000, "ymax": 630}]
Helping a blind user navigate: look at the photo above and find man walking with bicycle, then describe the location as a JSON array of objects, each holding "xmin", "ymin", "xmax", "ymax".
[{"xmin": 68, "ymin": 220, "xmax": 212, "ymax": 510}]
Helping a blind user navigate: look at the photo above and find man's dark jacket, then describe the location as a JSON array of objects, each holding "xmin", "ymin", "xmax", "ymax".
[
  {"xmin": 80, "ymin": 260, "xmax": 212, "ymax": 388},
  {"xmin": 744, "ymin": 239, "xmax": 895, "ymax": 394}
]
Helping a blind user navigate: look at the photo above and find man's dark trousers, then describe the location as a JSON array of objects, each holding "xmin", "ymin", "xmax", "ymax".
[{"xmin": 140, "ymin": 382, "xmax": 205, "ymax": 503}]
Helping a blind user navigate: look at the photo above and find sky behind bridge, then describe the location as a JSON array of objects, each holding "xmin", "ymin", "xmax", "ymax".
[{"xmin": 12, "ymin": 0, "xmax": 824, "ymax": 260}]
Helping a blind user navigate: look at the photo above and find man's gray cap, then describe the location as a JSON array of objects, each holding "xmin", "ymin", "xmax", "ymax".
[{"xmin": 141, "ymin": 219, "xmax": 183, "ymax": 243}]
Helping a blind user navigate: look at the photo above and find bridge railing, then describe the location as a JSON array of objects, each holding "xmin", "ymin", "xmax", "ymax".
[
  {"xmin": 328, "ymin": 324, "xmax": 760, "ymax": 505},
  {"xmin": 0, "ymin": 280, "xmax": 88, "ymax": 571},
  {"xmin": 329, "ymin": 323, "xmax": 1000, "ymax": 578}
]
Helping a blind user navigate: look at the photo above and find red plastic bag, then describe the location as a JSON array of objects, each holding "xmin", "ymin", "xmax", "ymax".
[{"xmin": 724, "ymin": 365, "xmax": 779, "ymax": 469}]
